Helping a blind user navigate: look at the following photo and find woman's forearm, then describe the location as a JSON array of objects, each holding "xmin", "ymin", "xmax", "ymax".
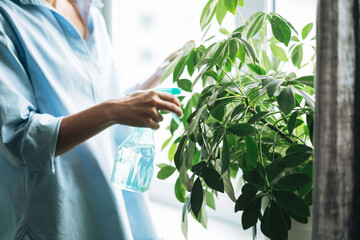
[
  {"xmin": 55, "ymin": 90, "xmax": 182, "ymax": 157},
  {"xmin": 55, "ymin": 101, "xmax": 115, "ymax": 156}
]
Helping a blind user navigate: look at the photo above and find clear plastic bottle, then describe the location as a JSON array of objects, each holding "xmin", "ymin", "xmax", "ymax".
[
  {"xmin": 111, "ymin": 88, "xmax": 181, "ymax": 192},
  {"xmin": 111, "ymin": 127, "xmax": 155, "ymax": 192}
]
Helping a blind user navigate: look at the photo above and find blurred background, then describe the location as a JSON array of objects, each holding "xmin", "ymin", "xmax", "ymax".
[{"xmin": 100, "ymin": 0, "xmax": 317, "ymax": 239}]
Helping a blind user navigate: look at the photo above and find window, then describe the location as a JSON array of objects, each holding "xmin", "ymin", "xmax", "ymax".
[{"xmin": 105, "ymin": 0, "xmax": 316, "ymax": 239}]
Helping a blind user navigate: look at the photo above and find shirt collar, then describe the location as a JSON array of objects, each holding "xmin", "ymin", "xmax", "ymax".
[
  {"xmin": 18, "ymin": 0, "xmax": 103, "ymax": 10},
  {"xmin": 17, "ymin": 0, "xmax": 103, "ymax": 28}
]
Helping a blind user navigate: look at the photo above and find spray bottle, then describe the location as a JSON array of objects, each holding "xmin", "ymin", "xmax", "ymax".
[{"xmin": 111, "ymin": 88, "xmax": 181, "ymax": 192}]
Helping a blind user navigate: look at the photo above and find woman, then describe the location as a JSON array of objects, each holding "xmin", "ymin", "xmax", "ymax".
[{"xmin": 0, "ymin": 0, "xmax": 182, "ymax": 239}]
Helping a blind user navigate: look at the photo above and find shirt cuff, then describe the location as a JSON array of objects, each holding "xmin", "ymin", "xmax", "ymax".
[{"xmin": 21, "ymin": 113, "xmax": 63, "ymax": 174}]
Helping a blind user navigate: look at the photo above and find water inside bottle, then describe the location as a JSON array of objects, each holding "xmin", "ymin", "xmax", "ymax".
[{"xmin": 111, "ymin": 143, "xmax": 155, "ymax": 192}]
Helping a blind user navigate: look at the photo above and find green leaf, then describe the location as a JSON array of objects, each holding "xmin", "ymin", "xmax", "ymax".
[
  {"xmin": 267, "ymin": 79, "xmax": 285, "ymax": 97},
  {"xmin": 204, "ymin": 70, "xmax": 219, "ymax": 81},
  {"xmin": 209, "ymin": 105, "xmax": 225, "ymax": 121},
  {"xmin": 260, "ymin": 207, "xmax": 271, "ymax": 239},
  {"xmin": 181, "ymin": 198, "xmax": 189, "ymax": 238},
  {"xmin": 170, "ymin": 118, "xmax": 179, "ymax": 135},
  {"xmin": 286, "ymin": 144, "xmax": 313, "ymax": 155},
  {"xmin": 201, "ymin": 167, "xmax": 224, "ymax": 192},
  {"xmin": 235, "ymin": 188, "xmax": 257, "ymax": 212},
  {"xmin": 228, "ymin": 123, "xmax": 256, "ymax": 137},
  {"xmin": 287, "ymin": 110, "xmax": 299, "ymax": 135},
  {"xmin": 239, "ymin": 39, "xmax": 257, "ymax": 62},
  {"xmin": 210, "ymin": 41, "xmax": 229, "ymax": 68},
  {"xmin": 174, "ymin": 137, "xmax": 187, "ymax": 171},
  {"xmin": 192, "ymin": 161, "xmax": 207, "ymax": 175},
  {"xmin": 173, "ymin": 55, "xmax": 188, "ymax": 82},
  {"xmin": 247, "ymin": 111, "xmax": 268, "ymax": 124},
  {"xmin": 270, "ymin": 44, "xmax": 288, "ymax": 61},
  {"xmin": 200, "ymin": 0, "xmax": 217, "ymax": 30},
  {"xmin": 187, "ymin": 49, "xmax": 196, "ymax": 76},
  {"xmin": 292, "ymin": 87, "xmax": 315, "ymax": 109},
  {"xmin": 168, "ymin": 143, "xmax": 177, "ymax": 161},
  {"xmin": 268, "ymin": 202, "xmax": 288, "ymax": 240},
  {"xmin": 276, "ymin": 173, "xmax": 312, "ymax": 189},
  {"xmin": 291, "ymin": 44, "xmax": 303, "ymax": 68},
  {"xmin": 288, "ymin": 211, "xmax": 308, "ymax": 224},
  {"xmin": 241, "ymin": 196, "xmax": 262, "ymax": 230},
  {"xmin": 274, "ymin": 190, "xmax": 310, "ymax": 217},
  {"xmin": 162, "ymin": 136, "xmax": 172, "ymax": 150},
  {"xmin": 302, "ymin": 23, "xmax": 313, "ymax": 40},
  {"xmin": 194, "ymin": 58, "xmax": 211, "ymax": 69},
  {"xmin": 298, "ymin": 162, "xmax": 313, "ymax": 196},
  {"xmin": 216, "ymin": 0, "xmax": 227, "ymax": 25},
  {"xmin": 305, "ymin": 189, "xmax": 312, "ymax": 206},
  {"xmin": 262, "ymin": 51, "xmax": 272, "ymax": 72},
  {"xmin": 247, "ymin": 63, "xmax": 266, "ymax": 75},
  {"xmin": 238, "ymin": 0, "xmax": 244, "ymax": 6},
  {"xmin": 219, "ymin": 27, "xmax": 230, "ymax": 35},
  {"xmin": 175, "ymin": 177, "xmax": 187, "ymax": 203},
  {"xmin": 177, "ymin": 79, "xmax": 193, "ymax": 92},
  {"xmin": 191, "ymin": 177, "xmax": 204, "ymax": 218},
  {"xmin": 228, "ymin": 38, "xmax": 239, "ymax": 60},
  {"xmin": 231, "ymin": 103, "xmax": 245, "ymax": 119},
  {"xmin": 266, "ymin": 160, "xmax": 285, "ymax": 182},
  {"xmin": 222, "ymin": 170, "xmax": 237, "ymax": 201},
  {"xmin": 245, "ymin": 136, "xmax": 258, "ymax": 168},
  {"xmin": 206, "ymin": 191, "xmax": 216, "ymax": 210},
  {"xmin": 224, "ymin": 0, "xmax": 238, "ymax": 15},
  {"xmin": 236, "ymin": 40, "xmax": 246, "ymax": 63},
  {"xmin": 246, "ymin": 12, "xmax": 266, "ymax": 40},
  {"xmin": 195, "ymin": 205, "xmax": 208, "ymax": 228},
  {"xmin": 157, "ymin": 165, "xmax": 176, "ymax": 180},
  {"xmin": 243, "ymin": 170, "xmax": 265, "ymax": 185},
  {"xmin": 281, "ymin": 207, "xmax": 292, "ymax": 230},
  {"xmin": 277, "ymin": 87, "xmax": 295, "ymax": 115},
  {"xmin": 241, "ymin": 183, "xmax": 258, "ymax": 193},
  {"xmin": 291, "ymin": 75, "xmax": 314, "ymax": 87},
  {"xmin": 182, "ymin": 40, "xmax": 196, "ymax": 55},
  {"xmin": 269, "ymin": 14, "xmax": 291, "ymax": 46},
  {"xmin": 281, "ymin": 152, "xmax": 312, "ymax": 168},
  {"xmin": 291, "ymin": 35, "xmax": 300, "ymax": 42},
  {"xmin": 221, "ymin": 137, "xmax": 230, "ymax": 174},
  {"xmin": 231, "ymin": 26, "xmax": 243, "ymax": 38},
  {"xmin": 187, "ymin": 105, "xmax": 206, "ymax": 135}
]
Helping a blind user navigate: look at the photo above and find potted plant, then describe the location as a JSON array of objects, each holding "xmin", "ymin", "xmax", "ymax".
[{"xmin": 157, "ymin": 0, "xmax": 315, "ymax": 239}]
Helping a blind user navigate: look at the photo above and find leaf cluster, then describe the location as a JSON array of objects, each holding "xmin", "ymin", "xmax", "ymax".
[{"xmin": 158, "ymin": 1, "xmax": 315, "ymax": 239}]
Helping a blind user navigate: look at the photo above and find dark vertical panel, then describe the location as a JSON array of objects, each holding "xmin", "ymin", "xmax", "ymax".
[
  {"xmin": 313, "ymin": 0, "xmax": 356, "ymax": 239},
  {"xmin": 351, "ymin": 0, "xmax": 360, "ymax": 239}
]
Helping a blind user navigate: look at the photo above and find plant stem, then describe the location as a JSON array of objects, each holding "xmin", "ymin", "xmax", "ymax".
[
  {"xmin": 218, "ymin": 67, "xmax": 244, "ymax": 94},
  {"xmin": 248, "ymin": 108, "xmax": 294, "ymax": 144},
  {"xmin": 235, "ymin": 60, "xmax": 245, "ymax": 95},
  {"xmin": 236, "ymin": 8, "xmax": 246, "ymax": 25}
]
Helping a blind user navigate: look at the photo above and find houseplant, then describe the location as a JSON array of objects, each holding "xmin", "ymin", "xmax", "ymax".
[{"xmin": 157, "ymin": 0, "xmax": 315, "ymax": 239}]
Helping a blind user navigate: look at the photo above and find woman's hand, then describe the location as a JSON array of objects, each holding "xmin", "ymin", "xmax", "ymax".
[
  {"xmin": 55, "ymin": 90, "xmax": 182, "ymax": 156},
  {"xmin": 108, "ymin": 90, "xmax": 182, "ymax": 130}
]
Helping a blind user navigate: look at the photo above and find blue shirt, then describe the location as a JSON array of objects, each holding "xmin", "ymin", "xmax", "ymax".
[{"xmin": 0, "ymin": 0, "xmax": 159, "ymax": 239}]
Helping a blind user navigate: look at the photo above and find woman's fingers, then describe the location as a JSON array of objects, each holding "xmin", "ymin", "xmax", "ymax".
[
  {"xmin": 148, "ymin": 120, "xmax": 160, "ymax": 130},
  {"xmin": 156, "ymin": 91, "xmax": 181, "ymax": 107},
  {"xmin": 155, "ymin": 98, "xmax": 183, "ymax": 117},
  {"xmin": 152, "ymin": 111, "xmax": 164, "ymax": 123}
]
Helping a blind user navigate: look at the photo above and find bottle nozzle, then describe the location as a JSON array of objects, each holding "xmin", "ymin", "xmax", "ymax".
[{"xmin": 154, "ymin": 88, "xmax": 182, "ymax": 124}]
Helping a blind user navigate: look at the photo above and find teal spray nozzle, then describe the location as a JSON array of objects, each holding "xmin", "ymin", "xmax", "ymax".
[
  {"xmin": 155, "ymin": 88, "xmax": 182, "ymax": 124},
  {"xmin": 111, "ymin": 88, "xmax": 181, "ymax": 192}
]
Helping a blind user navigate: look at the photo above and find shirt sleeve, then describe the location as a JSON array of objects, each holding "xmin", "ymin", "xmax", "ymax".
[{"xmin": 0, "ymin": 30, "xmax": 62, "ymax": 174}]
